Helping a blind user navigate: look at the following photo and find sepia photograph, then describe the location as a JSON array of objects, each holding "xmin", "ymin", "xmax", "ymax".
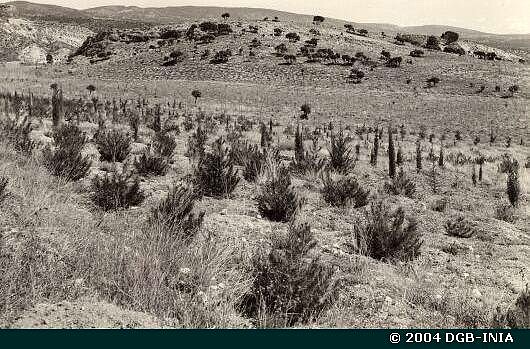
[{"xmin": 0, "ymin": 0, "xmax": 528, "ymax": 332}]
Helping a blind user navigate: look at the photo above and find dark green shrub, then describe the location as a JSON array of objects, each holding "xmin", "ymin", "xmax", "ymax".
[
  {"xmin": 0, "ymin": 176, "xmax": 8, "ymax": 202},
  {"xmin": 328, "ymin": 130, "xmax": 355, "ymax": 174},
  {"xmin": 507, "ymin": 165, "xmax": 520, "ymax": 207},
  {"xmin": 150, "ymin": 183, "xmax": 204, "ymax": 240},
  {"xmin": 186, "ymin": 125, "xmax": 207, "ymax": 160},
  {"xmin": 94, "ymin": 129, "xmax": 131, "ymax": 162},
  {"xmin": 43, "ymin": 147, "xmax": 92, "ymax": 181},
  {"xmin": 321, "ymin": 172, "xmax": 369, "ymax": 208},
  {"xmin": 91, "ymin": 171, "xmax": 145, "ymax": 211},
  {"xmin": 445, "ymin": 216, "xmax": 474, "ymax": 238},
  {"xmin": 194, "ymin": 137, "xmax": 239, "ymax": 197},
  {"xmin": 134, "ymin": 152, "xmax": 169, "ymax": 176},
  {"xmin": 1, "ymin": 115, "xmax": 35, "ymax": 154},
  {"xmin": 257, "ymin": 166, "xmax": 303, "ymax": 222},
  {"xmin": 52, "ymin": 123, "xmax": 87, "ymax": 153},
  {"xmin": 291, "ymin": 135, "xmax": 325, "ymax": 175},
  {"xmin": 353, "ymin": 201, "xmax": 422, "ymax": 262},
  {"xmin": 43, "ymin": 123, "xmax": 92, "ymax": 181},
  {"xmin": 384, "ymin": 168, "xmax": 415, "ymax": 198},
  {"xmin": 495, "ymin": 203, "xmax": 517, "ymax": 223},
  {"xmin": 153, "ymin": 131, "xmax": 176, "ymax": 158},
  {"xmin": 506, "ymin": 285, "xmax": 530, "ymax": 328},
  {"xmin": 242, "ymin": 223, "xmax": 339, "ymax": 327}
]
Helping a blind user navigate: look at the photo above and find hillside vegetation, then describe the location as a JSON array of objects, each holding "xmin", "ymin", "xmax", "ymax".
[{"xmin": 0, "ymin": 1, "xmax": 528, "ymax": 329}]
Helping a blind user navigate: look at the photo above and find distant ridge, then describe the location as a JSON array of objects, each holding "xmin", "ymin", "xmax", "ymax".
[{"xmin": 5, "ymin": 1, "xmax": 529, "ymax": 38}]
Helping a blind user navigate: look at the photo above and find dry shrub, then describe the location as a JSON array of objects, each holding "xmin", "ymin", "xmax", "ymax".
[
  {"xmin": 43, "ymin": 147, "xmax": 92, "ymax": 182},
  {"xmin": 52, "ymin": 123, "xmax": 88, "ymax": 153},
  {"xmin": 43, "ymin": 123, "xmax": 92, "ymax": 182}
]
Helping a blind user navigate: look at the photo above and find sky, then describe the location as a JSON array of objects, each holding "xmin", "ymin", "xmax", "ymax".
[{"xmin": 4, "ymin": 0, "xmax": 530, "ymax": 34}]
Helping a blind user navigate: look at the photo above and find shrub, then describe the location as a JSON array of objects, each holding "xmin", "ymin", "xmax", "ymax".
[
  {"xmin": 1, "ymin": 115, "xmax": 35, "ymax": 154},
  {"xmin": 352, "ymin": 201, "xmax": 422, "ymax": 262},
  {"xmin": 388, "ymin": 127, "xmax": 396, "ymax": 178},
  {"xmin": 257, "ymin": 165, "xmax": 303, "ymax": 222},
  {"xmin": 291, "ymin": 135, "xmax": 325, "ymax": 176},
  {"xmin": 328, "ymin": 130, "xmax": 355, "ymax": 174},
  {"xmin": 91, "ymin": 171, "xmax": 145, "ymax": 211},
  {"xmin": 0, "ymin": 176, "xmax": 8, "ymax": 202},
  {"xmin": 495, "ymin": 203, "xmax": 517, "ymax": 223},
  {"xmin": 286, "ymin": 32, "xmax": 300, "ymax": 43},
  {"xmin": 506, "ymin": 164, "xmax": 520, "ymax": 207},
  {"xmin": 431, "ymin": 197, "xmax": 448, "ymax": 212},
  {"xmin": 506, "ymin": 285, "xmax": 530, "ymax": 328},
  {"xmin": 274, "ymin": 43, "xmax": 287, "ymax": 56},
  {"xmin": 150, "ymin": 183, "xmax": 205, "ymax": 240},
  {"xmin": 52, "ymin": 123, "xmax": 87, "ymax": 153},
  {"xmin": 186, "ymin": 125, "xmax": 207, "ymax": 160},
  {"xmin": 441, "ymin": 31, "xmax": 459, "ymax": 44},
  {"xmin": 95, "ymin": 129, "xmax": 131, "ymax": 162},
  {"xmin": 194, "ymin": 137, "xmax": 240, "ymax": 197},
  {"xmin": 243, "ymin": 146, "xmax": 279, "ymax": 183},
  {"xmin": 241, "ymin": 223, "xmax": 339, "ymax": 326},
  {"xmin": 384, "ymin": 168, "xmax": 415, "ymax": 198},
  {"xmin": 153, "ymin": 131, "xmax": 176, "ymax": 158},
  {"xmin": 445, "ymin": 216, "xmax": 474, "ymax": 238},
  {"xmin": 210, "ymin": 49, "xmax": 232, "ymax": 64},
  {"xmin": 410, "ymin": 49, "xmax": 424, "ymax": 57},
  {"xmin": 321, "ymin": 172, "xmax": 369, "ymax": 208},
  {"xmin": 498, "ymin": 155, "xmax": 518, "ymax": 174},
  {"xmin": 386, "ymin": 56, "xmax": 402, "ymax": 68},
  {"xmin": 43, "ymin": 147, "xmax": 92, "ymax": 181},
  {"xmin": 443, "ymin": 45, "xmax": 466, "ymax": 55},
  {"xmin": 424, "ymin": 36, "xmax": 441, "ymax": 50},
  {"xmin": 426, "ymin": 77, "xmax": 440, "ymax": 87},
  {"xmin": 134, "ymin": 152, "xmax": 169, "ymax": 176}
]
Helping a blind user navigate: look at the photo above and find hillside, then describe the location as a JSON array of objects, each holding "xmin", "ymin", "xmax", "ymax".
[{"xmin": 0, "ymin": 1, "xmax": 529, "ymax": 331}]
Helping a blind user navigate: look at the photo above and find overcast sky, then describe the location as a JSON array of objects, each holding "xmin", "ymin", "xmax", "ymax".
[{"xmin": 4, "ymin": 0, "xmax": 529, "ymax": 34}]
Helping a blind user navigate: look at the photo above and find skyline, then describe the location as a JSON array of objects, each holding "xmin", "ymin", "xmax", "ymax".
[{"xmin": 1, "ymin": 0, "xmax": 530, "ymax": 34}]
